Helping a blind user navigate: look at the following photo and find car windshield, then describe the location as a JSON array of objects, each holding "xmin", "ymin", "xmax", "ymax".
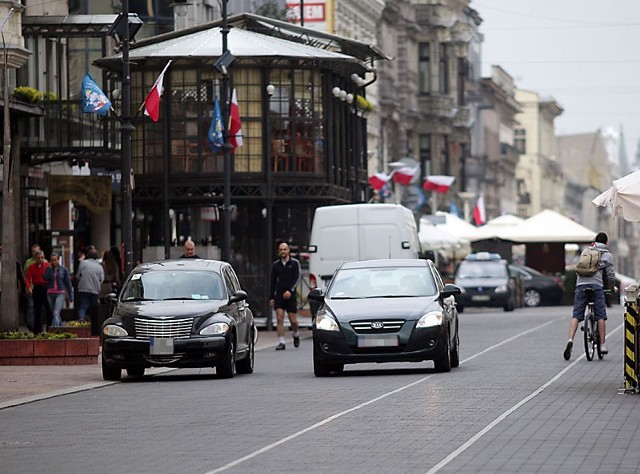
[
  {"xmin": 457, "ymin": 261, "xmax": 507, "ymax": 278},
  {"xmin": 327, "ymin": 266, "xmax": 437, "ymax": 299},
  {"xmin": 120, "ymin": 271, "xmax": 226, "ymax": 301}
]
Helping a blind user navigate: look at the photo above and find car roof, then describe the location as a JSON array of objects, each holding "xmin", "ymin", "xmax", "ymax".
[
  {"xmin": 338, "ymin": 259, "xmax": 428, "ymax": 270},
  {"xmin": 132, "ymin": 259, "xmax": 228, "ymax": 273}
]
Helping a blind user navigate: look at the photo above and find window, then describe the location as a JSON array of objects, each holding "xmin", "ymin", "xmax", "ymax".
[
  {"xmin": 419, "ymin": 134, "xmax": 431, "ymax": 178},
  {"xmin": 514, "ymin": 128, "xmax": 526, "ymax": 154},
  {"xmin": 439, "ymin": 43, "xmax": 449, "ymax": 94},
  {"xmin": 418, "ymin": 42, "xmax": 430, "ymax": 94}
]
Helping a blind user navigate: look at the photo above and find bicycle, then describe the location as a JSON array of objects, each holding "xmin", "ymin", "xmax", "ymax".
[{"xmin": 581, "ymin": 287, "xmax": 604, "ymax": 361}]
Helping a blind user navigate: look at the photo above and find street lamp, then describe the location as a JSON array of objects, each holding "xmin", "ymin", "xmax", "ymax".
[{"xmin": 108, "ymin": 2, "xmax": 143, "ymax": 276}]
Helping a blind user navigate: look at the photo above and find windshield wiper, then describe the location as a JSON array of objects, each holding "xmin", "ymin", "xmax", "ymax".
[{"xmin": 123, "ymin": 297, "xmax": 152, "ymax": 302}]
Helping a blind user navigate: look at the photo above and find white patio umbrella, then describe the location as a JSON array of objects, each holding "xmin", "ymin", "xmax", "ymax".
[{"xmin": 593, "ymin": 169, "xmax": 640, "ymax": 221}]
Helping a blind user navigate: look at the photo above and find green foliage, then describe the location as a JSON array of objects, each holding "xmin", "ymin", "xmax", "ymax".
[
  {"xmin": 255, "ymin": 0, "xmax": 290, "ymax": 20},
  {"xmin": 0, "ymin": 331, "xmax": 77, "ymax": 340},
  {"xmin": 67, "ymin": 320, "xmax": 91, "ymax": 328},
  {"xmin": 42, "ymin": 91, "xmax": 58, "ymax": 101},
  {"xmin": 12, "ymin": 86, "xmax": 43, "ymax": 104}
]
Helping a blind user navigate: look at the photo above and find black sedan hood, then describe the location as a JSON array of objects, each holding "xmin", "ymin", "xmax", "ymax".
[
  {"xmin": 116, "ymin": 300, "xmax": 227, "ymax": 319},
  {"xmin": 323, "ymin": 296, "xmax": 442, "ymax": 322}
]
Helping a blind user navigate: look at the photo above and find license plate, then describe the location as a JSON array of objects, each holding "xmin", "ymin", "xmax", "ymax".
[
  {"xmin": 472, "ymin": 295, "xmax": 490, "ymax": 301},
  {"xmin": 150, "ymin": 337, "xmax": 174, "ymax": 355},
  {"xmin": 357, "ymin": 335, "xmax": 399, "ymax": 348}
]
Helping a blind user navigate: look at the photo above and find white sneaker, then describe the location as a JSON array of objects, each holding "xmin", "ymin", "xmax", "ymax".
[{"xmin": 600, "ymin": 343, "xmax": 608, "ymax": 354}]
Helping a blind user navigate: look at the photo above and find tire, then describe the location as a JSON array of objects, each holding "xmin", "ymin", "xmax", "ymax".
[
  {"xmin": 313, "ymin": 345, "xmax": 332, "ymax": 377},
  {"xmin": 434, "ymin": 336, "xmax": 451, "ymax": 373},
  {"xmin": 524, "ymin": 289, "xmax": 542, "ymax": 307},
  {"xmin": 217, "ymin": 337, "xmax": 236, "ymax": 379},
  {"xmin": 126, "ymin": 367, "xmax": 145, "ymax": 377},
  {"xmin": 236, "ymin": 328, "xmax": 255, "ymax": 374},
  {"xmin": 102, "ymin": 356, "xmax": 122, "ymax": 381},
  {"xmin": 450, "ymin": 329, "xmax": 460, "ymax": 368},
  {"xmin": 457, "ymin": 306, "xmax": 464, "ymax": 314},
  {"xmin": 583, "ymin": 312, "xmax": 595, "ymax": 361}
]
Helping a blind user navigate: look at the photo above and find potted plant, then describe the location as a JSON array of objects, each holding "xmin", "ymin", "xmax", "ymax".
[
  {"xmin": 12, "ymin": 86, "xmax": 43, "ymax": 104},
  {"xmin": 0, "ymin": 331, "xmax": 99, "ymax": 365},
  {"xmin": 47, "ymin": 320, "xmax": 93, "ymax": 338}
]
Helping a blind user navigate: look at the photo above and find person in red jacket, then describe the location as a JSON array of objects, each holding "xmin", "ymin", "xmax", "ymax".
[{"xmin": 25, "ymin": 250, "xmax": 51, "ymax": 334}]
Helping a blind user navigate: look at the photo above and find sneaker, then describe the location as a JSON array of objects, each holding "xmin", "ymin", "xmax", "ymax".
[
  {"xmin": 275, "ymin": 343, "xmax": 286, "ymax": 351},
  {"xmin": 600, "ymin": 343, "xmax": 608, "ymax": 355},
  {"xmin": 293, "ymin": 335, "xmax": 300, "ymax": 348},
  {"xmin": 563, "ymin": 340, "xmax": 573, "ymax": 360}
]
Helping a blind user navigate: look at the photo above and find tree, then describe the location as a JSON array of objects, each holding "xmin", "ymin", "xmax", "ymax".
[{"xmin": 255, "ymin": 0, "xmax": 290, "ymax": 21}]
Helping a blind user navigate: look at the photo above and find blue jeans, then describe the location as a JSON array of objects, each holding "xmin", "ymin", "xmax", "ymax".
[
  {"xmin": 47, "ymin": 293, "xmax": 66, "ymax": 327},
  {"xmin": 77, "ymin": 292, "xmax": 99, "ymax": 321},
  {"xmin": 572, "ymin": 284, "xmax": 607, "ymax": 321}
]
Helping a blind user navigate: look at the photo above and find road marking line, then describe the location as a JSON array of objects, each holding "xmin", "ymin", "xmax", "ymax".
[
  {"xmin": 425, "ymin": 321, "xmax": 624, "ymax": 474},
  {"xmin": 205, "ymin": 318, "xmax": 560, "ymax": 473}
]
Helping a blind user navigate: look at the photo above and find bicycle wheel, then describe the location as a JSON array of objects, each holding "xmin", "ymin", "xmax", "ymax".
[{"xmin": 583, "ymin": 308, "xmax": 596, "ymax": 361}]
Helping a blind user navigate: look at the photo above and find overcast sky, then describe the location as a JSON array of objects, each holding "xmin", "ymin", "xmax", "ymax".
[{"xmin": 474, "ymin": 0, "xmax": 640, "ymax": 168}]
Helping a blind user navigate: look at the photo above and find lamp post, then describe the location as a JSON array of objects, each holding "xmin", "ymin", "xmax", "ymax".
[{"xmin": 109, "ymin": 2, "xmax": 143, "ymax": 276}]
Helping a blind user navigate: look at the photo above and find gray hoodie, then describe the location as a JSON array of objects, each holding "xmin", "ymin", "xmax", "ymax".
[{"xmin": 576, "ymin": 241, "xmax": 615, "ymax": 288}]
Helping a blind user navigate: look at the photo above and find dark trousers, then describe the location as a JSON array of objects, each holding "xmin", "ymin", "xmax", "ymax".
[{"xmin": 32, "ymin": 285, "xmax": 51, "ymax": 334}]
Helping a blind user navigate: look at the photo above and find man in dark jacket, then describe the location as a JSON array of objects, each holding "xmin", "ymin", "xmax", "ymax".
[{"xmin": 269, "ymin": 242, "xmax": 301, "ymax": 350}]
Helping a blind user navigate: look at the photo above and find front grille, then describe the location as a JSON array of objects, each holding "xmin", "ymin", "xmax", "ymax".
[
  {"xmin": 134, "ymin": 318, "xmax": 193, "ymax": 340},
  {"xmin": 146, "ymin": 355, "xmax": 185, "ymax": 365},
  {"xmin": 350, "ymin": 320, "xmax": 405, "ymax": 334}
]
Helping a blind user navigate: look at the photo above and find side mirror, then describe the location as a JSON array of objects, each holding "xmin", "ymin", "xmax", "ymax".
[
  {"xmin": 105, "ymin": 293, "xmax": 118, "ymax": 305},
  {"xmin": 442, "ymin": 283, "xmax": 461, "ymax": 298},
  {"xmin": 229, "ymin": 289, "xmax": 248, "ymax": 303},
  {"xmin": 308, "ymin": 288, "xmax": 324, "ymax": 301}
]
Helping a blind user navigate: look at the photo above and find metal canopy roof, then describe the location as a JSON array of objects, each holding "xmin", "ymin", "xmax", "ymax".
[
  {"xmin": 22, "ymin": 15, "xmax": 119, "ymax": 37},
  {"xmin": 95, "ymin": 13, "xmax": 385, "ymax": 73}
]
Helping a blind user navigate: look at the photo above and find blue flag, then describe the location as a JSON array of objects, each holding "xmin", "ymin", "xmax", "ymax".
[
  {"xmin": 81, "ymin": 73, "xmax": 111, "ymax": 116},
  {"xmin": 208, "ymin": 96, "xmax": 224, "ymax": 152},
  {"xmin": 449, "ymin": 200, "xmax": 461, "ymax": 217}
]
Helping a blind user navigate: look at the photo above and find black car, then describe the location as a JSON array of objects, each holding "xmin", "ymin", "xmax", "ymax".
[
  {"xmin": 101, "ymin": 259, "xmax": 255, "ymax": 381},
  {"xmin": 509, "ymin": 264, "xmax": 564, "ymax": 307},
  {"xmin": 309, "ymin": 259, "xmax": 461, "ymax": 376},
  {"xmin": 454, "ymin": 252, "xmax": 520, "ymax": 312}
]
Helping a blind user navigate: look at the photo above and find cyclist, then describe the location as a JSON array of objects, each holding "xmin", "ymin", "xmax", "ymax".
[{"xmin": 564, "ymin": 232, "xmax": 616, "ymax": 360}]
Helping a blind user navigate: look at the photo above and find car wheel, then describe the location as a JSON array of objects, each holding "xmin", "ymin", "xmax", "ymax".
[
  {"xmin": 217, "ymin": 337, "xmax": 236, "ymax": 379},
  {"xmin": 524, "ymin": 289, "xmax": 542, "ymax": 307},
  {"xmin": 126, "ymin": 367, "xmax": 145, "ymax": 377},
  {"xmin": 313, "ymin": 345, "xmax": 332, "ymax": 377},
  {"xmin": 102, "ymin": 356, "xmax": 122, "ymax": 381},
  {"xmin": 450, "ymin": 328, "xmax": 460, "ymax": 368},
  {"xmin": 236, "ymin": 328, "xmax": 255, "ymax": 374},
  {"xmin": 457, "ymin": 305, "xmax": 464, "ymax": 313},
  {"xmin": 434, "ymin": 336, "xmax": 451, "ymax": 373}
]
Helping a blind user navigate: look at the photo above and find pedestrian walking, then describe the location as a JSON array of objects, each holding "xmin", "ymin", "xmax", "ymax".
[
  {"xmin": 75, "ymin": 249, "xmax": 105, "ymax": 322},
  {"xmin": 563, "ymin": 232, "xmax": 616, "ymax": 360},
  {"xmin": 180, "ymin": 239, "xmax": 201, "ymax": 259},
  {"xmin": 23, "ymin": 243, "xmax": 45, "ymax": 331},
  {"xmin": 25, "ymin": 250, "xmax": 51, "ymax": 334},
  {"xmin": 269, "ymin": 242, "xmax": 301, "ymax": 350},
  {"xmin": 43, "ymin": 253, "xmax": 74, "ymax": 327}
]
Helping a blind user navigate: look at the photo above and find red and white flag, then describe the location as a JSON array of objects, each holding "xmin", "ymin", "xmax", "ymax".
[
  {"xmin": 472, "ymin": 194, "xmax": 486, "ymax": 226},
  {"xmin": 422, "ymin": 175, "xmax": 455, "ymax": 194},
  {"xmin": 143, "ymin": 60, "xmax": 172, "ymax": 122},
  {"xmin": 368, "ymin": 172, "xmax": 391, "ymax": 191},
  {"xmin": 392, "ymin": 166, "xmax": 419, "ymax": 186},
  {"xmin": 229, "ymin": 88, "xmax": 243, "ymax": 152}
]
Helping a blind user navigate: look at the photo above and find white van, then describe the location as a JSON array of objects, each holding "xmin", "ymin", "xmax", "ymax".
[{"xmin": 308, "ymin": 203, "xmax": 422, "ymax": 290}]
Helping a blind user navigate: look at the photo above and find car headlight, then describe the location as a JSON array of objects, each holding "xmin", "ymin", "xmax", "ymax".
[
  {"xmin": 315, "ymin": 313, "xmax": 339, "ymax": 332},
  {"xmin": 416, "ymin": 311, "xmax": 444, "ymax": 328},
  {"xmin": 494, "ymin": 285, "xmax": 508, "ymax": 294},
  {"xmin": 103, "ymin": 325, "xmax": 128, "ymax": 337},
  {"xmin": 200, "ymin": 322, "xmax": 230, "ymax": 336}
]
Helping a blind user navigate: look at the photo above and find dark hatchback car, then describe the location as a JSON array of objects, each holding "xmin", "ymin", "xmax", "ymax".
[
  {"xmin": 508, "ymin": 264, "xmax": 564, "ymax": 307},
  {"xmin": 309, "ymin": 259, "xmax": 461, "ymax": 376},
  {"xmin": 101, "ymin": 259, "xmax": 256, "ymax": 381},
  {"xmin": 454, "ymin": 253, "xmax": 520, "ymax": 312}
]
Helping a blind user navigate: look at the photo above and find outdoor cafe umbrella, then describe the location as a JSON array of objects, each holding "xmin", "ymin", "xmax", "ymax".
[{"xmin": 592, "ymin": 169, "xmax": 640, "ymax": 221}]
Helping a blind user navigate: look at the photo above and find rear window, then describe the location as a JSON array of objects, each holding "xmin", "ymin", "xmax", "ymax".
[{"xmin": 456, "ymin": 261, "xmax": 508, "ymax": 279}]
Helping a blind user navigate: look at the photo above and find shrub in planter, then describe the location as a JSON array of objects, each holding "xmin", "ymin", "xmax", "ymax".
[{"xmin": 12, "ymin": 86, "xmax": 43, "ymax": 104}]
